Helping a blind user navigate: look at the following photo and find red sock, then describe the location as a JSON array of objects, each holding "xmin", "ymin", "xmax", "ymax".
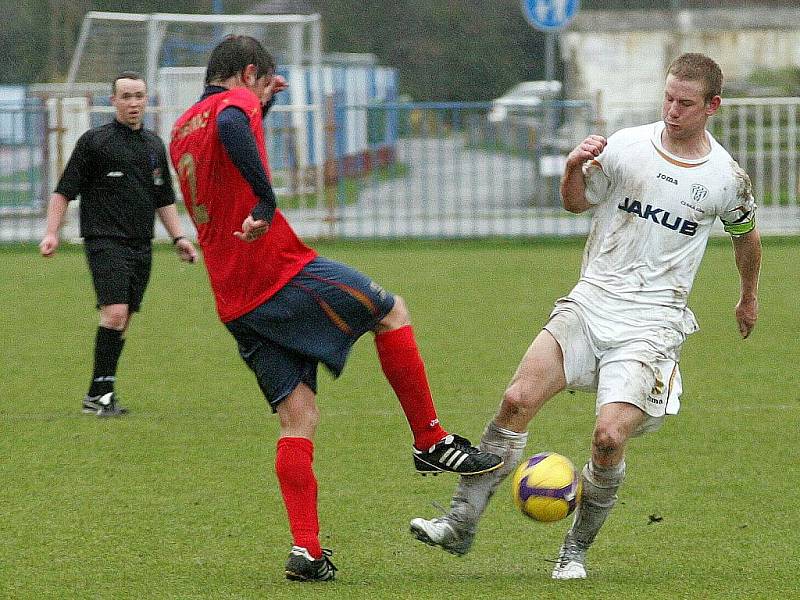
[
  {"xmin": 275, "ymin": 437, "xmax": 322, "ymax": 559},
  {"xmin": 375, "ymin": 325, "xmax": 448, "ymax": 450}
]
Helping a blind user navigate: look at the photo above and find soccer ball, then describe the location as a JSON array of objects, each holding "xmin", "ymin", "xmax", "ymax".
[{"xmin": 512, "ymin": 452, "xmax": 581, "ymax": 522}]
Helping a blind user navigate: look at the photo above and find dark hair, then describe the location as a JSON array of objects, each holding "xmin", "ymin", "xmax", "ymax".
[
  {"xmin": 667, "ymin": 53, "xmax": 723, "ymax": 103},
  {"xmin": 112, "ymin": 71, "xmax": 145, "ymax": 95},
  {"xmin": 204, "ymin": 35, "xmax": 276, "ymax": 85}
]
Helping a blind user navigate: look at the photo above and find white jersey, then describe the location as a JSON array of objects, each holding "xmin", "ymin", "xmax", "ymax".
[{"xmin": 573, "ymin": 120, "xmax": 756, "ymax": 331}]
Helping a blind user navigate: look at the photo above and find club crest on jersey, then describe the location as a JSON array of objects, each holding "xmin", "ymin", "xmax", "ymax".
[
  {"xmin": 618, "ymin": 197, "xmax": 698, "ymax": 236},
  {"xmin": 690, "ymin": 184, "xmax": 708, "ymax": 203}
]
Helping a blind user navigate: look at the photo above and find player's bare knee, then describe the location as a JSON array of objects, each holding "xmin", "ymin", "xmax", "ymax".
[
  {"xmin": 277, "ymin": 384, "xmax": 320, "ymax": 436},
  {"xmin": 377, "ymin": 295, "xmax": 410, "ymax": 332},
  {"xmin": 301, "ymin": 406, "xmax": 320, "ymax": 431},
  {"xmin": 500, "ymin": 384, "xmax": 537, "ymax": 421},
  {"xmin": 279, "ymin": 403, "xmax": 319, "ymax": 434},
  {"xmin": 592, "ymin": 425, "xmax": 625, "ymax": 460},
  {"xmin": 100, "ymin": 307, "xmax": 128, "ymax": 330}
]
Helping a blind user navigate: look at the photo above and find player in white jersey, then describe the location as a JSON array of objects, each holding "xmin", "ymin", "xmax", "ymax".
[{"xmin": 409, "ymin": 53, "xmax": 762, "ymax": 579}]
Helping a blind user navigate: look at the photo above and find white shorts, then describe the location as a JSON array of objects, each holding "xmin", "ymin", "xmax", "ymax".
[{"xmin": 544, "ymin": 297, "xmax": 685, "ymax": 434}]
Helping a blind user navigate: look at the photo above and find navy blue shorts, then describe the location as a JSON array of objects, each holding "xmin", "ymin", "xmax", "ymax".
[
  {"xmin": 225, "ymin": 256, "xmax": 396, "ymax": 411},
  {"xmin": 84, "ymin": 237, "xmax": 152, "ymax": 312}
]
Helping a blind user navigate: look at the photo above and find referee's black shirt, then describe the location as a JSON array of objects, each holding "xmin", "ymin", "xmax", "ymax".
[{"xmin": 55, "ymin": 119, "xmax": 176, "ymax": 240}]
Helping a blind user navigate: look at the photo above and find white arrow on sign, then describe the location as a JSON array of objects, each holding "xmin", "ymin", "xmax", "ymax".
[{"xmin": 523, "ymin": 0, "xmax": 579, "ymax": 32}]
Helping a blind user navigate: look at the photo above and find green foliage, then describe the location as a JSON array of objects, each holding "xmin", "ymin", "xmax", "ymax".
[
  {"xmin": 746, "ymin": 67, "xmax": 800, "ymax": 97},
  {"xmin": 0, "ymin": 0, "xmax": 261, "ymax": 84},
  {"xmin": 2, "ymin": 0, "xmax": 550, "ymax": 102},
  {"xmin": 0, "ymin": 1, "xmax": 50, "ymax": 84},
  {"xmin": 5, "ymin": 1, "xmax": 800, "ymax": 98},
  {"xmin": 318, "ymin": 0, "xmax": 548, "ymax": 101},
  {"xmin": 1, "ymin": 237, "xmax": 799, "ymax": 599}
]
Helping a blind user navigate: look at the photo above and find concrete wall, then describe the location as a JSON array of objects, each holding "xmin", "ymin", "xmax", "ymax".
[{"xmin": 561, "ymin": 8, "xmax": 800, "ymax": 133}]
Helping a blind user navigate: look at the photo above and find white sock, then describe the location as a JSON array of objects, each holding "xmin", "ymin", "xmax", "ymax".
[
  {"xmin": 449, "ymin": 421, "xmax": 528, "ymax": 531},
  {"xmin": 569, "ymin": 459, "xmax": 626, "ymax": 547}
]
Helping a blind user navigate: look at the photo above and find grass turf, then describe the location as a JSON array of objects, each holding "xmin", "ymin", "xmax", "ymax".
[{"xmin": 1, "ymin": 237, "xmax": 798, "ymax": 599}]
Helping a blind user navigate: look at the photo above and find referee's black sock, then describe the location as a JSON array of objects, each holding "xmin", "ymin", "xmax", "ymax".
[{"xmin": 88, "ymin": 326, "xmax": 125, "ymax": 397}]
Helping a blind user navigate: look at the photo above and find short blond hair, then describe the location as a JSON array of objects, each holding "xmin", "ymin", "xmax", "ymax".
[{"xmin": 667, "ymin": 53, "xmax": 723, "ymax": 103}]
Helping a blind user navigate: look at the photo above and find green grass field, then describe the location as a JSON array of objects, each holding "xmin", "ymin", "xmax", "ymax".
[{"xmin": 1, "ymin": 237, "xmax": 798, "ymax": 600}]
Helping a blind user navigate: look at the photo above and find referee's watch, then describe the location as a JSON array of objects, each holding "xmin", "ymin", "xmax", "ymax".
[{"xmin": 172, "ymin": 235, "xmax": 187, "ymax": 245}]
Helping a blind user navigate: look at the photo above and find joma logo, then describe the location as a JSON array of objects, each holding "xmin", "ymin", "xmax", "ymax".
[{"xmin": 656, "ymin": 172, "xmax": 678, "ymax": 185}]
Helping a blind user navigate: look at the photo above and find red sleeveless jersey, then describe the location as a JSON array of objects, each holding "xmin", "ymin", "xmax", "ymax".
[{"xmin": 169, "ymin": 87, "xmax": 316, "ymax": 322}]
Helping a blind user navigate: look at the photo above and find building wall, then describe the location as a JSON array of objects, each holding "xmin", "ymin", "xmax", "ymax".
[{"xmin": 561, "ymin": 8, "xmax": 800, "ymax": 133}]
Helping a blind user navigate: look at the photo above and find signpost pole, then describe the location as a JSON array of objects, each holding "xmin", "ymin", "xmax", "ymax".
[
  {"xmin": 544, "ymin": 31, "xmax": 555, "ymax": 83},
  {"xmin": 521, "ymin": 0, "xmax": 580, "ymax": 206}
]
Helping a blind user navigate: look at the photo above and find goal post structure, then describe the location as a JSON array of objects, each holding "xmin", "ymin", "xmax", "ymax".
[
  {"xmin": 66, "ymin": 11, "xmax": 321, "ymax": 96},
  {"xmin": 65, "ymin": 11, "xmax": 324, "ymax": 204}
]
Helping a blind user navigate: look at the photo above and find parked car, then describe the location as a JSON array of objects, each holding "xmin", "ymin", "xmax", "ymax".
[{"xmin": 487, "ymin": 80, "xmax": 562, "ymax": 123}]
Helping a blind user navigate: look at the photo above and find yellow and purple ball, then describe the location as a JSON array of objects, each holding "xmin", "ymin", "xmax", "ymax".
[{"xmin": 512, "ymin": 452, "xmax": 581, "ymax": 522}]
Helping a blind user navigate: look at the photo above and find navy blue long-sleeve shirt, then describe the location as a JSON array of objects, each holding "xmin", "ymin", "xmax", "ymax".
[{"xmin": 201, "ymin": 85, "xmax": 277, "ymax": 223}]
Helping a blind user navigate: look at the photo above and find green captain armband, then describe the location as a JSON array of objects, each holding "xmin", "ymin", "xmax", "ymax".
[{"xmin": 724, "ymin": 218, "xmax": 756, "ymax": 236}]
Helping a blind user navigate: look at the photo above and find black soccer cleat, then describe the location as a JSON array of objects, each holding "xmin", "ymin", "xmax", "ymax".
[
  {"xmin": 82, "ymin": 392, "xmax": 129, "ymax": 417},
  {"xmin": 285, "ymin": 546, "xmax": 337, "ymax": 582},
  {"xmin": 413, "ymin": 434, "xmax": 503, "ymax": 476}
]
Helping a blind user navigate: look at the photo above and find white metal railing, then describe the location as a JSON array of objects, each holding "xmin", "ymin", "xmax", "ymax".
[{"xmin": 3, "ymin": 97, "xmax": 799, "ymax": 242}]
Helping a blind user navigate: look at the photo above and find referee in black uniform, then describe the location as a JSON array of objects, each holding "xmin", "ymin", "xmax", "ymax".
[{"xmin": 40, "ymin": 71, "xmax": 197, "ymax": 416}]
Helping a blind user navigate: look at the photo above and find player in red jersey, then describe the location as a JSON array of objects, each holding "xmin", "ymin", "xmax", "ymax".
[{"xmin": 169, "ymin": 35, "xmax": 502, "ymax": 582}]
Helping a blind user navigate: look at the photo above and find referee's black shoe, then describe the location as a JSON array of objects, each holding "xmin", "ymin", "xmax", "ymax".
[
  {"xmin": 82, "ymin": 392, "xmax": 129, "ymax": 417},
  {"xmin": 413, "ymin": 434, "xmax": 503, "ymax": 476}
]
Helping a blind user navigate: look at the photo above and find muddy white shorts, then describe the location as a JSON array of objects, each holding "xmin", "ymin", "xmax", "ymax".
[{"xmin": 543, "ymin": 293, "xmax": 686, "ymax": 434}]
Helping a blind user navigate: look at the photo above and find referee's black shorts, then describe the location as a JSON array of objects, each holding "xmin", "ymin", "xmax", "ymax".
[{"xmin": 84, "ymin": 237, "xmax": 152, "ymax": 312}]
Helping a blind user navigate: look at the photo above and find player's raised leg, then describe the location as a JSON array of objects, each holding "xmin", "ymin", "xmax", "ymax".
[
  {"xmin": 411, "ymin": 330, "xmax": 566, "ymax": 553},
  {"xmin": 374, "ymin": 296, "xmax": 503, "ymax": 476}
]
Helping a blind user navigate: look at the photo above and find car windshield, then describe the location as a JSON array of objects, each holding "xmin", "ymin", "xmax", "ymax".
[{"xmin": 495, "ymin": 81, "xmax": 562, "ymax": 106}]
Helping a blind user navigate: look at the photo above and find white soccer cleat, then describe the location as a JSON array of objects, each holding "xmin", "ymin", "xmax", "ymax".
[
  {"xmin": 409, "ymin": 516, "xmax": 474, "ymax": 556},
  {"xmin": 551, "ymin": 538, "xmax": 588, "ymax": 580},
  {"xmin": 551, "ymin": 559, "xmax": 587, "ymax": 580}
]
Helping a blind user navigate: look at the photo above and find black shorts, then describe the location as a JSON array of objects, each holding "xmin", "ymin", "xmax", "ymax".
[
  {"xmin": 84, "ymin": 237, "xmax": 152, "ymax": 312},
  {"xmin": 225, "ymin": 256, "xmax": 396, "ymax": 411}
]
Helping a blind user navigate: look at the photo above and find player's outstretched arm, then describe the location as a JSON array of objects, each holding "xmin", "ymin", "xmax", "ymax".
[
  {"xmin": 560, "ymin": 135, "xmax": 606, "ymax": 214},
  {"xmin": 731, "ymin": 228, "xmax": 761, "ymax": 339}
]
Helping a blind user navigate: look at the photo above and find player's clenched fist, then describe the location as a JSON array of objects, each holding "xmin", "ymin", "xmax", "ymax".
[
  {"xmin": 566, "ymin": 135, "xmax": 607, "ymax": 166},
  {"xmin": 39, "ymin": 233, "xmax": 59, "ymax": 257},
  {"xmin": 262, "ymin": 75, "xmax": 288, "ymax": 107}
]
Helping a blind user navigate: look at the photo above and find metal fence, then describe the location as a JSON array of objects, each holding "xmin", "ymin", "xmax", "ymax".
[
  {"xmin": 2, "ymin": 96, "xmax": 799, "ymax": 243},
  {"xmin": 298, "ymin": 100, "xmax": 595, "ymax": 238},
  {"xmin": 0, "ymin": 101, "xmax": 47, "ymax": 242}
]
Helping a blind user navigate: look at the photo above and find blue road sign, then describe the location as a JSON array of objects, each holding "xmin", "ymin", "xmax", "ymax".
[{"xmin": 522, "ymin": 0, "xmax": 579, "ymax": 32}]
